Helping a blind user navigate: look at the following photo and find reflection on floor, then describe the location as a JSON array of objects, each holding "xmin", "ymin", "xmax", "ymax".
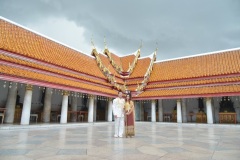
[{"xmin": 0, "ymin": 122, "xmax": 240, "ymax": 160}]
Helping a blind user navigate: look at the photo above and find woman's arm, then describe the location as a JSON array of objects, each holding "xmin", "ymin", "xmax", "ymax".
[{"xmin": 126, "ymin": 101, "xmax": 134, "ymax": 115}]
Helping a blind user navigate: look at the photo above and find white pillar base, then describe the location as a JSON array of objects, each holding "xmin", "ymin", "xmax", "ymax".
[
  {"xmin": 60, "ymin": 93, "xmax": 68, "ymax": 124},
  {"xmin": 158, "ymin": 99, "xmax": 163, "ymax": 122},
  {"xmin": 206, "ymin": 98, "xmax": 213, "ymax": 124},
  {"xmin": 177, "ymin": 99, "xmax": 182, "ymax": 123},
  {"xmin": 151, "ymin": 100, "xmax": 156, "ymax": 122},
  {"xmin": 88, "ymin": 96, "xmax": 94, "ymax": 123},
  {"xmin": 20, "ymin": 85, "xmax": 33, "ymax": 125},
  {"xmin": 5, "ymin": 82, "xmax": 17, "ymax": 123},
  {"xmin": 42, "ymin": 88, "xmax": 52, "ymax": 123},
  {"xmin": 107, "ymin": 100, "xmax": 113, "ymax": 122}
]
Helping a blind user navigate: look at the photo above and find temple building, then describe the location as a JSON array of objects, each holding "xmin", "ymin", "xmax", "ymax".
[{"xmin": 0, "ymin": 17, "xmax": 240, "ymax": 125}]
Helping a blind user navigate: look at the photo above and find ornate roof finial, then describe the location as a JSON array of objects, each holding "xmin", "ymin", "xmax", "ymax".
[
  {"xmin": 155, "ymin": 41, "xmax": 158, "ymax": 52},
  {"xmin": 104, "ymin": 36, "xmax": 107, "ymax": 49},
  {"xmin": 91, "ymin": 35, "xmax": 95, "ymax": 49},
  {"xmin": 136, "ymin": 81, "xmax": 140, "ymax": 91},
  {"xmin": 139, "ymin": 40, "xmax": 143, "ymax": 50}
]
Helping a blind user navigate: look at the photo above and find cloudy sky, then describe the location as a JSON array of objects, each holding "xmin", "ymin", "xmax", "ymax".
[{"xmin": 0, "ymin": 0, "xmax": 239, "ymax": 60}]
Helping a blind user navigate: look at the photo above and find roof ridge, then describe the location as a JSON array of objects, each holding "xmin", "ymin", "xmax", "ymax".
[
  {"xmin": 118, "ymin": 49, "xmax": 139, "ymax": 57},
  {"xmin": 155, "ymin": 47, "xmax": 240, "ymax": 63}
]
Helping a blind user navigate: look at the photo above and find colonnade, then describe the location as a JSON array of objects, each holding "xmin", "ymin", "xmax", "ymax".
[
  {"xmin": 2, "ymin": 82, "xmax": 238, "ymax": 125},
  {"xmin": 3, "ymin": 84, "xmax": 113, "ymax": 125}
]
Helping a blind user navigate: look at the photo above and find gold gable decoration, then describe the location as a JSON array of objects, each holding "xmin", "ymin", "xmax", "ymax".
[
  {"xmin": 136, "ymin": 50, "xmax": 157, "ymax": 93},
  {"xmin": 92, "ymin": 48, "xmax": 127, "ymax": 93},
  {"xmin": 104, "ymin": 48, "xmax": 123, "ymax": 73},
  {"xmin": 128, "ymin": 40, "xmax": 142, "ymax": 74},
  {"xmin": 127, "ymin": 49, "xmax": 140, "ymax": 74}
]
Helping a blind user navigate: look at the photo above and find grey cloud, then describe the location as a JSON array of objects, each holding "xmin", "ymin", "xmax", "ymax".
[{"xmin": 0, "ymin": 0, "xmax": 239, "ymax": 60}]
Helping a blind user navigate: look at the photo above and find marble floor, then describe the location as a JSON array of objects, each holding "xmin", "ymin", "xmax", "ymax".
[{"xmin": 0, "ymin": 122, "xmax": 240, "ymax": 160}]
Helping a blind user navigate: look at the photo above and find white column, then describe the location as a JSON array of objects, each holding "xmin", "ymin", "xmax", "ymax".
[
  {"xmin": 206, "ymin": 97, "xmax": 213, "ymax": 124},
  {"xmin": 88, "ymin": 96, "xmax": 94, "ymax": 123},
  {"xmin": 4, "ymin": 82, "xmax": 17, "ymax": 123},
  {"xmin": 71, "ymin": 92, "xmax": 77, "ymax": 122},
  {"xmin": 151, "ymin": 100, "xmax": 156, "ymax": 122},
  {"xmin": 20, "ymin": 85, "xmax": 33, "ymax": 125},
  {"xmin": 177, "ymin": 99, "xmax": 182, "ymax": 123},
  {"xmin": 42, "ymin": 88, "xmax": 52, "ymax": 123},
  {"xmin": 60, "ymin": 91, "xmax": 69, "ymax": 124},
  {"xmin": 182, "ymin": 99, "xmax": 187, "ymax": 123},
  {"xmin": 158, "ymin": 99, "xmax": 163, "ymax": 122},
  {"xmin": 107, "ymin": 99, "xmax": 113, "ymax": 122},
  {"xmin": 93, "ymin": 98, "xmax": 97, "ymax": 122}
]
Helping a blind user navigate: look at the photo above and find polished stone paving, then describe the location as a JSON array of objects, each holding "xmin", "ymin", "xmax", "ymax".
[{"xmin": 0, "ymin": 122, "xmax": 240, "ymax": 160}]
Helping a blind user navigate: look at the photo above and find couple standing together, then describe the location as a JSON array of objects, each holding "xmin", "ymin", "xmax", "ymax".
[{"xmin": 112, "ymin": 91, "xmax": 135, "ymax": 138}]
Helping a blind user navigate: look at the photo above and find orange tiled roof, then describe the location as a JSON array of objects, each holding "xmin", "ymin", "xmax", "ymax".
[
  {"xmin": 149, "ymin": 50, "xmax": 240, "ymax": 82},
  {"xmin": 98, "ymin": 53, "xmax": 121, "ymax": 78},
  {"xmin": 130, "ymin": 58, "xmax": 151, "ymax": 78},
  {"xmin": 120, "ymin": 55, "xmax": 135, "ymax": 71},
  {"xmin": 146, "ymin": 76, "xmax": 240, "ymax": 89},
  {"xmin": 0, "ymin": 64, "xmax": 116, "ymax": 95},
  {"xmin": 1, "ymin": 17, "xmax": 240, "ymax": 99},
  {"xmin": 99, "ymin": 53, "xmax": 124, "ymax": 84},
  {"xmin": 127, "ymin": 85, "xmax": 138, "ymax": 92},
  {"xmin": 136, "ymin": 84, "xmax": 240, "ymax": 99},
  {"xmin": 0, "ymin": 53, "xmax": 111, "ymax": 87},
  {"xmin": 110, "ymin": 52, "xmax": 122, "ymax": 69},
  {"xmin": 0, "ymin": 19, "xmax": 105, "ymax": 79},
  {"xmin": 126, "ymin": 79, "xmax": 144, "ymax": 85}
]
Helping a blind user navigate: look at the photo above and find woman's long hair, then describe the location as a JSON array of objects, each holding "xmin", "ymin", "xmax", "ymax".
[{"xmin": 126, "ymin": 92, "xmax": 132, "ymax": 101}]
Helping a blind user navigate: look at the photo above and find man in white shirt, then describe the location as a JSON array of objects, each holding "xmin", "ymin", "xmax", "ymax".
[{"xmin": 112, "ymin": 91, "xmax": 125, "ymax": 138}]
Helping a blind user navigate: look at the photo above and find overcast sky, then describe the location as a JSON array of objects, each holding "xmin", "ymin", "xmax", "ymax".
[{"xmin": 0, "ymin": 0, "xmax": 240, "ymax": 60}]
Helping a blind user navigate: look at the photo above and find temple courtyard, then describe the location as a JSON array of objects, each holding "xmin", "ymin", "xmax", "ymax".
[{"xmin": 0, "ymin": 122, "xmax": 240, "ymax": 160}]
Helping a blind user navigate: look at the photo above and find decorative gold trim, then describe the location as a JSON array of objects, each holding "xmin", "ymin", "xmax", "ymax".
[
  {"xmin": 136, "ymin": 50, "xmax": 157, "ymax": 92},
  {"xmin": 177, "ymin": 99, "xmax": 181, "ymax": 103},
  {"xmin": 89, "ymin": 94, "xmax": 94, "ymax": 99},
  {"xmin": 63, "ymin": 90, "xmax": 69, "ymax": 96},
  {"xmin": 127, "ymin": 49, "xmax": 140, "ymax": 74},
  {"xmin": 205, "ymin": 97, "xmax": 212, "ymax": 101},
  {"xmin": 91, "ymin": 35, "xmax": 96, "ymax": 50},
  {"xmin": 104, "ymin": 48, "xmax": 123, "ymax": 73},
  {"xmin": 26, "ymin": 84, "xmax": 33, "ymax": 90},
  {"xmin": 92, "ymin": 48, "xmax": 127, "ymax": 93},
  {"xmin": 104, "ymin": 36, "xmax": 107, "ymax": 49}
]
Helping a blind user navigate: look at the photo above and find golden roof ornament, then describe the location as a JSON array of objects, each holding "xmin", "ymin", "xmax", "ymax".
[
  {"xmin": 104, "ymin": 36, "xmax": 107, "ymax": 49},
  {"xmin": 139, "ymin": 40, "xmax": 143, "ymax": 50},
  {"xmin": 91, "ymin": 35, "xmax": 96, "ymax": 50},
  {"xmin": 154, "ymin": 44, "xmax": 158, "ymax": 61}
]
